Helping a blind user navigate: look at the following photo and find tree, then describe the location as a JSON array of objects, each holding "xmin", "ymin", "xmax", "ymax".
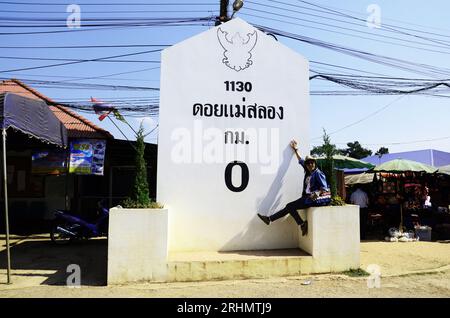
[
  {"xmin": 131, "ymin": 124, "xmax": 150, "ymax": 206},
  {"xmin": 311, "ymin": 143, "xmax": 339, "ymax": 157},
  {"xmin": 318, "ymin": 129, "xmax": 338, "ymax": 198},
  {"xmin": 340, "ymin": 141, "xmax": 372, "ymax": 159},
  {"xmin": 121, "ymin": 123, "xmax": 162, "ymax": 208},
  {"xmin": 375, "ymin": 147, "xmax": 389, "ymax": 158}
]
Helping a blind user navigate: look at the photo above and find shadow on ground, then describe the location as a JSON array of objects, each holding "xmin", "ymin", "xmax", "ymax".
[
  {"xmin": 219, "ymin": 248, "xmax": 309, "ymax": 257},
  {"xmin": 0, "ymin": 235, "xmax": 107, "ymax": 286}
]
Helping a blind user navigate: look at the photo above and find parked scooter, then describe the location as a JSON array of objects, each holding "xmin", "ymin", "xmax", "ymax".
[{"xmin": 50, "ymin": 200, "xmax": 109, "ymax": 245}]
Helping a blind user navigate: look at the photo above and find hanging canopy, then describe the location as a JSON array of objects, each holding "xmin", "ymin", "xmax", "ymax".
[
  {"xmin": 316, "ymin": 154, "xmax": 375, "ymax": 170},
  {"xmin": 438, "ymin": 164, "xmax": 450, "ymax": 176},
  {"xmin": 0, "ymin": 93, "xmax": 67, "ymax": 147},
  {"xmin": 371, "ymin": 158, "xmax": 437, "ymax": 174},
  {"xmin": 345, "ymin": 173, "xmax": 375, "ymax": 185}
]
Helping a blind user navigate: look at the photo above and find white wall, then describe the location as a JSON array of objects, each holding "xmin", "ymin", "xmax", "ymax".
[{"xmin": 158, "ymin": 18, "xmax": 309, "ymax": 252}]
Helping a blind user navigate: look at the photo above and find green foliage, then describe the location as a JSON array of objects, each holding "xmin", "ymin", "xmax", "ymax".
[
  {"xmin": 121, "ymin": 197, "xmax": 164, "ymax": 209},
  {"xmin": 311, "ymin": 144, "xmax": 339, "ymax": 157},
  {"xmin": 132, "ymin": 124, "xmax": 150, "ymax": 206},
  {"xmin": 322, "ymin": 129, "xmax": 337, "ymax": 159},
  {"xmin": 121, "ymin": 123, "xmax": 163, "ymax": 209},
  {"xmin": 375, "ymin": 147, "xmax": 389, "ymax": 158},
  {"xmin": 313, "ymin": 140, "xmax": 378, "ymax": 160},
  {"xmin": 340, "ymin": 141, "xmax": 372, "ymax": 159},
  {"xmin": 331, "ymin": 195, "xmax": 346, "ymax": 206},
  {"xmin": 319, "ymin": 129, "xmax": 338, "ymax": 198}
]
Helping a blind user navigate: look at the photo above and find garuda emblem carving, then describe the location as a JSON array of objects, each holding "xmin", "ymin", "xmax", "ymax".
[{"xmin": 217, "ymin": 27, "xmax": 258, "ymax": 72}]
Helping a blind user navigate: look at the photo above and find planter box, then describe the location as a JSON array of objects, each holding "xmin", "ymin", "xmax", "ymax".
[
  {"xmin": 298, "ymin": 205, "xmax": 360, "ymax": 273},
  {"xmin": 107, "ymin": 207, "xmax": 168, "ymax": 285}
]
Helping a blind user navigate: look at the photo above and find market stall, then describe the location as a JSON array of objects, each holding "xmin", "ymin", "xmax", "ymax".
[{"xmin": 346, "ymin": 159, "xmax": 450, "ymax": 241}]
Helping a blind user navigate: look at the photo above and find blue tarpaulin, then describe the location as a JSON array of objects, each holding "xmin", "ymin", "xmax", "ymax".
[
  {"xmin": 0, "ymin": 93, "xmax": 67, "ymax": 147},
  {"xmin": 363, "ymin": 149, "xmax": 450, "ymax": 168}
]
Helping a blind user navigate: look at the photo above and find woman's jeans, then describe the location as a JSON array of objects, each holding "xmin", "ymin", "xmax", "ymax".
[{"xmin": 269, "ymin": 196, "xmax": 331, "ymax": 225}]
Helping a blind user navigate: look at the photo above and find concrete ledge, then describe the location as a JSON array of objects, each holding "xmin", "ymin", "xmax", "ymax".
[
  {"xmin": 107, "ymin": 208, "xmax": 168, "ymax": 285},
  {"xmin": 167, "ymin": 249, "xmax": 312, "ymax": 282},
  {"xmin": 298, "ymin": 205, "xmax": 360, "ymax": 273},
  {"xmin": 107, "ymin": 205, "xmax": 360, "ymax": 284}
]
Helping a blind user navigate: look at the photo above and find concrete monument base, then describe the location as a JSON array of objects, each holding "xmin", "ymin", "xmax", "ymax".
[
  {"xmin": 107, "ymin": 207, "xmax": 168, "ymax": 285},
  {"xmin": 107, "ymin": 205, "xmax": 360, "ymax": 284},
  {"xmin": 298, "ymin": 204, "xmax": 360, "ymax": 273}
]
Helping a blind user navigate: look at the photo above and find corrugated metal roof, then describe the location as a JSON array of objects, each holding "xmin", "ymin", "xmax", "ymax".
[
  {"xmin": 0, "ymin": 79, "xmax": 113, "ymax": 139},
  {"xmin": 363, "ymin": 149, "xmax": 450, "ymax": 167}
]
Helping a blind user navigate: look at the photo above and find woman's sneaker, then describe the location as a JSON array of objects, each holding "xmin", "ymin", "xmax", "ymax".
[
  {"xmin": 300, "ymin": 221, "xmax": 308, "ymax": 236},
  {"xmin": 257, "ymin": 213, "xmax": 271, "ymax": 225}
]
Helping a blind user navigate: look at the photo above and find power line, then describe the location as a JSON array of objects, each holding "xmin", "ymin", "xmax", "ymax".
[
  {"xmin": 311, "ymin": 96, "xmax": 405, "ymax": 140},
  {"xmin": 0, "ymin": 9, "xmax": 217, "ymax": 14},
  {"xmin": 0, "ymin": 44, "xmax": 170, "ymax": 49},
  {"xmin": 252, "ymin": 0, "xmax": 450, "ymax": 42},
  {"xmin": 0, "ymin": 56, "xmax": 161, "ymax": 63},
  {"xmin": 242, "ymin": 9, "xmax": 450, "ymax": 55},
  {"xmin": 309, "ymin": 73, "xmax": 450, "ymax": 95},
  {"xmin": 56, "ymin": 66, "xmax": 161, "ymax": 83},
  {"xmin": 0, "ymin": 17, "xmax": 214, "ymax": 35},
  {"xmin": 294, "ymin": 0, "xmax": 450, "ymax": 48},
  {"xmin": 310, "ymin": 62, "xmax": 389, "ymax": 77},
  {"xmin": 311, "ymin": 136, "xmax": 450, "ymax": 147},
  {"xmin": 12, "ymin": 80, "xmax": 159, "ymax": 91},
  {"xmin": 0, "ymin": 1, "xmax": 217, "ymax": 5},
  {"xmin": 254, "ymin": 24, "xmax": 450, "ymax": 78},
  {"xmin": 0, "ymin": 48, "xmax": 164, "ymax": 73}
]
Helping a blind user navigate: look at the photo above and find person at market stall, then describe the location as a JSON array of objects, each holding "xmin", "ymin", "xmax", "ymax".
[
  {"xmin": 350, "ymin": 187, "xmax": 370, "ymax": 239},
  {"xmin": 422, "ymin": 186, "xmax": 432, "ymax": 210},
  {"xmin": 257, "ymin": 139, "xmax": 331, "ymax": 236}
]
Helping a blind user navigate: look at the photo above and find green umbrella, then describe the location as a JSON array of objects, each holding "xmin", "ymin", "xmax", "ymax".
[
  {"xmin": 372, "ymin": 159, "xmax": 437, "ymax": 174},
  {"xmin": 438, "ymin": 164, "xmax": 450, "ymax": 176},
  {"xmin": 316, "ymin": 155, "xmax": 375, "ymax": 170}
]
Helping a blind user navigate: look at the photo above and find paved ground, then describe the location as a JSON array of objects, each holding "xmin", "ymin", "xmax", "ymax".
[{"xmin": 0, "ymin": 234, "xmax": 449, "ymax": 297}]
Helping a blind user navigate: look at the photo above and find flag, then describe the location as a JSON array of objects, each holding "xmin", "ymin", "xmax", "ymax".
[
  {"xmin": 112, "ymin": 109, "xmax": 127, "ymax": 123},
  {"xmin": 91, "ymin": 97, "xmax": 114, "ymax": 121}
]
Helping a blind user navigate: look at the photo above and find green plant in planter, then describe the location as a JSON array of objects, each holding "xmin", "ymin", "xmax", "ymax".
[
  {"xmin": 122, "ymin": 123, "xmax": 163, "ymax": 209},
  {"xmin": 317, "ymin": 129, "xmax": 345, "ymax": 206},
  {"xmin": 331, "ymin": 196, "xmax": 346, "ymax": 206},
  {"xmin": 121, "ymin": 198, "xmax": 163, "ymax": 209}
]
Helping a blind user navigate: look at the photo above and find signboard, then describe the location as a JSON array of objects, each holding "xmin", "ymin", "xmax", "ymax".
[
  {"xmin": 158, "ymin": 18, "xmax": 309, "ymax": 252},
  {"xmin": 32, "ymin": 149, "xmax": 67, "ymax": 175},
  {"xmin": 69, "ymin": 139, "xmax": 106, "ymax": 175}
]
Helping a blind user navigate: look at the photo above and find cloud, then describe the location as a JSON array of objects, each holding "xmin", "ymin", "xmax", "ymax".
[{"xmin": 133, "ymin": 116, "xmax": 155, "ymax": 128}]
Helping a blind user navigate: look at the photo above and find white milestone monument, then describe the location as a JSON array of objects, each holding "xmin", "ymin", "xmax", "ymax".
[{"xmin": 158, "ymin": 18, "xmax": 310, "ymax": 252}]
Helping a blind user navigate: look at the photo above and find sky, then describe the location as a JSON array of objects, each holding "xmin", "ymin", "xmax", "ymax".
[{"xmin": 1, "ymin": 0, "xmax": 449, "ymax": 155}]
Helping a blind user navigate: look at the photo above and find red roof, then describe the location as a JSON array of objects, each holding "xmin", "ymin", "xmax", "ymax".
[{"xmin": 0, "ymin": 79, "xmax": 113, "ymax": 139}]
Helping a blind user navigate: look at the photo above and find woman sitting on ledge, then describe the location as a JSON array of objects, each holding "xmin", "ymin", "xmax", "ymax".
[{"xmin": 257, "ymin": 139, "xmax": 331, "ymax": 236}]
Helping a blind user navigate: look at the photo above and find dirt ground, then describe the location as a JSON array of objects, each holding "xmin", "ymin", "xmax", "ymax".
[{"xmin": 0, "ymin": 235, "xmax": 449, "ymax": 298}]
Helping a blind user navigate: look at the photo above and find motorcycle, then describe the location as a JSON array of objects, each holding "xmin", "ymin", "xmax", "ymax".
[{"xmin": 50, "ymin": 200, "xmax": 109, "ymax": 245}]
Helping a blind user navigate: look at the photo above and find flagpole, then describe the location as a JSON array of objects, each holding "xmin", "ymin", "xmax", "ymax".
[
  {"xmin": 112, "ymin": 109, "xmax": 137, "ymax": 136},
  {"xmin": 123, "ymin": 119, "xmax": 138, "ymax": 136},
  {"xmin": 143, "ymin": 124, "xmax": 159, "ymax": 138},
  {"xmin": 106, "ymin": 115, "xmax": 136, "ymax": 151}
]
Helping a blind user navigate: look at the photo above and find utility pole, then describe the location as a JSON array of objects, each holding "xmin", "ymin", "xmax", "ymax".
[{"xmin": 215, "ymin": 0, "xmax": 229, "ymax": 26}]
